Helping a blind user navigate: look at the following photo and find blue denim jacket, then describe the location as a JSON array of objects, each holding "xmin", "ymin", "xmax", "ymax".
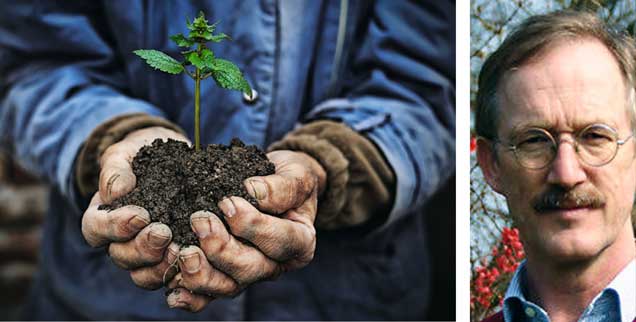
[{"xmin": 0, "ymin": 0, "xmax": 455, "ymax": 319}]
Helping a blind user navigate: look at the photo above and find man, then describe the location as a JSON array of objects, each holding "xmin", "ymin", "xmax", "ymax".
[
  {"xmin": 476, "ymin": 10, "xmax": 636, "ymax": 322},
  {"xmin": 0, "ymin": 1, "xmax": 455, "ymax": 320}
]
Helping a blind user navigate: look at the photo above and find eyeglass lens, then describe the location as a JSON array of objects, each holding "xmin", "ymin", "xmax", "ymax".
[{"xmin": 511, "ymin": 125, "xmax": 620, "ymax": 169}]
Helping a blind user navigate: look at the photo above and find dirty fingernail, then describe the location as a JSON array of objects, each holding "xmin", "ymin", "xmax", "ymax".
[
  {"xmin": 176, "ymin": 274, "xmax": 185, "ymax": 288},
  {"xmin": 168, "ymin": 243, "xmax": 180, "ymax": 258},
  {"xmin": 167, "ymin": 290, "xmax": 184, "ymax": 308},
  {"xmin": 148, "ymin": 224, "xmax": 172, "ymax": 248},
  {"xmin": 168, "ymin": 243, "xmax": 181, "ymax": 257},
  {"xmin": 106, "ymin": 174, "xmax": 120, "ymax": 199},
  {"xmin": 190, "ymin": 212, "xmax": 213, "ymax": 238},
  {"xmin": 247, "ymin": 179, "xmax": 267, "ymax": 200},
  {"xmin": 180, "ymin": 252, "xmax": 201, "ymax": 273},
  {"xmin": 167, "ymin": 272, "xmax": 182, "ymax": 289},
  {"xmin": 218, "ymin": 198, "xmax": 236, "ymax": 218},
  {"xmin": 128, "ymin": 215, "xmax": 150, "ymax": 231}
]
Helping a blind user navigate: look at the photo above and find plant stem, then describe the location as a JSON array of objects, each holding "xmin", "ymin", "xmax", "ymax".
[
  {"xmin": 194, "ymin": 43, "xmax": 203, "ymax": 151},
  {"xmin": 194, "ymin": 67, "xmax": 201, "ymax": 151}
]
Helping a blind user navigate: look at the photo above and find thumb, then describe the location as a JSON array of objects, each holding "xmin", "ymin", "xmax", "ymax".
[
  {"xmin": 244, "ymin": 173, "xmax": 314, "ymax": 214},
  {"xmin": 99, "ymin": 152, "xmax": 136, "ymax": 204}
]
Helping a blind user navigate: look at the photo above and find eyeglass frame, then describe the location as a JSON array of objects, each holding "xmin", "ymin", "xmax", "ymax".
[{"xmin": 485, "ymin": 123, "xmax": 634, "ymax": 170}]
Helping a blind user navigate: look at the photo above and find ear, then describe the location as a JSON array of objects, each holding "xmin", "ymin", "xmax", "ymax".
[{"xmin": 476, "ymin": 138, "xmax": 504, "ymax": 194}]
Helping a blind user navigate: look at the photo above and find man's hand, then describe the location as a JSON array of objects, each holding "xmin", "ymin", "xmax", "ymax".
[
  {"xmin": 166, "ymin": 150, "xmax": 326, "ymax": 312},
  {"xmin": 81, "ymin": 126, "xmax": 189, "ymax": 289}
]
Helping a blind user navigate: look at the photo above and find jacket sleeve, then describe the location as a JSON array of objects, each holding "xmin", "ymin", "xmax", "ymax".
[
  {"xmin": 306, "ymin": 0, "xmax": 455, "ymax": 229},
  {"xmin": 0, "ymin": 2, "xmax": 167, "ymax": 209}
]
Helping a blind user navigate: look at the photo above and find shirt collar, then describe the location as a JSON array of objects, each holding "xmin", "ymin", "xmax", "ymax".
[
  {"xmin": 605, "ymin": 259, "xmax": 635, "ymax": 322},
  {"xmin": 503, "ymin": 259, "xmax": 635, "ymax": 322},
  {"xmin": 503, "ymin": 260, "xmax": 550, "ymax": 322}
]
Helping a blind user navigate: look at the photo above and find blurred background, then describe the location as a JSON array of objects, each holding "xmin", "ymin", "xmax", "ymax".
[
  {"xmin": 470, "ymin": 0, "xmax": 636, "ymax": 321},
  {"xmin": 0, "ymin": 152, "xmax": 47, "ymax": 319}
]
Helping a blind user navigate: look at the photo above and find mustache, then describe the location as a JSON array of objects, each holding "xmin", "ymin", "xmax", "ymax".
[{"xmin": 533, "ymin": 185, "xmax": 605, "ymax": 213}]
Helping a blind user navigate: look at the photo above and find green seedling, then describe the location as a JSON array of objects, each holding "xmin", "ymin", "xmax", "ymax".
[{"xmin": 134, "ymin": 11, "xmax": 251, "ymax": 151}]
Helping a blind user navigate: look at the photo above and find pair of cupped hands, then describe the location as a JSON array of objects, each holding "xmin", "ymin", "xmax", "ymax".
[{"xmin": 81, "ymin": 127, "xmax": 326, "ymax": 312}]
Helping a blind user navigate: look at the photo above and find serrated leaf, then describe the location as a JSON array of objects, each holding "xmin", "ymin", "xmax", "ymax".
[
  {"xmin": 185, "ymin": 52, "xmax": 202, "ymax": 69},
  {"xmin": 170, "ymin": 33, "xmax": 194, "ymax": 47},
  {"xmin": 189, "ymin": 29, "xmax": 213, "ymax": 41},
  {"xmin": 210, "ymin": 59, "xmax": 251, "ymax": 95},
  {"xmin": 209, "ymin": 33, "xmax": 230, "ymax": 43},
  {"xmin": 185, "ymin": 49, "xmax": 215, "ymax": 70},
  {"xmin": 206, "ymin": 21, "xmax": 219, "ymax": 33},
  {"xmin": 186, "ymin": 17, "xmax": 194, "ymax": 31},
  {"xmin": 200, "ymin": 49, "xmax": 215, "ymax": 66},
  {"xmin": 187, "ymin": 12, "xmax": 220, "ymax": 41},
  {"xmin": 193, "ymin": 11, "xmax": 208, "ymax": 28},
  {"xmin": 133, "ymin": 49, "xmax": 184, "ymax": 74}
]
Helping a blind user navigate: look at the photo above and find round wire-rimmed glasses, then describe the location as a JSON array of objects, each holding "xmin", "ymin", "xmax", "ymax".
[{"xmin": 494, "ymin": 123, "xmax": 633, "ymax": 170}]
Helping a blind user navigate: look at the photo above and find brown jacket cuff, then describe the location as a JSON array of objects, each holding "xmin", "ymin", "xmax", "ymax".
[
  {"xmin": 75, "ymin": 113, "xmax": 185, "ymax": 197},
  {"xmin": 268, "ymin": 120, "xmax": 395, "ymax": 230}
]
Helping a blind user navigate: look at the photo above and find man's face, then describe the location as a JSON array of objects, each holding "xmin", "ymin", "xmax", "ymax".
[{"xmin": 480, "ymin": 38, "xmax": 636, "ymax": 264}]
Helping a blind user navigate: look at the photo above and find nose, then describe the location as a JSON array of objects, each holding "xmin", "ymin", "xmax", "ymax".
[{"xmin": 546, "ymin": 139, "xmax": 587, "ymax": 188}]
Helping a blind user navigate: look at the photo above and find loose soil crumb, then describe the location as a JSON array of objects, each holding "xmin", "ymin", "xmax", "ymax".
[{"xmin": 99, "ymin": 138, "xmax": 275, "ymax": 246}]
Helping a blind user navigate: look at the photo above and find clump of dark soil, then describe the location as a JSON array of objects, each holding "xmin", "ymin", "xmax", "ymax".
[{"xmin": 99, "ymin": 138, "xmax": 275, "ymax": 246}]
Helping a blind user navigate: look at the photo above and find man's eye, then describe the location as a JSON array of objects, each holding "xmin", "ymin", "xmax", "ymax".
[
  {"xmin": 520, "ymin": 135, "xmax": 550, "ymax": 144},
  {"xmin": 580, "ymin": 129, "xmax": 613, "ymax": 144},
  {"xmin": 514, "ymin": 135, "xmax": 552, "ymax": 154}
]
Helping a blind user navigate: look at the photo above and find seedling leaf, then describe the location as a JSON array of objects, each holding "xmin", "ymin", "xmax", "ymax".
[
  {"xmin": 192, "ymin": 11, "xmax": 211, "ymax": 30},
  {"xmin": 209, "ymin": 33, "xmax": 231, "ymax": 43},
  {"xmin": 210, "ymin": 59, "xmax": 251, "ymax": 95},
  {"xmin": 185, "ymin": 49, "xmax": 215, "ymax": 70},
  {"xmin": 189, "ymin": 29, "xmax": 213, "ymax": 41},
  {"xmin": 134, "ymin": 49, "xmax": 184, "ymax": 74},
  {"xmin": 170, "ymin": 33, "xmax": 194, "ymax": 47},
  {"xmin": 200, "ymin": 49, "xmax": 215, "ymax": 67}
]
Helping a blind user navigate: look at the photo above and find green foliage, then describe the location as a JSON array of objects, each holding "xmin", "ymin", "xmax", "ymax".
[
  {"xmin": 209, "ymin": 33, "xmax": 231, "ymax": 43},
  {"xmin": 186, "ymin": 49, "xmax": 215, "ymax": 70},
  {"xmin": 133, "ymin": 49, "xmax": 184, "ymax": 74},
  {"xmin": 135, "ymin": 10, "xmax": 250, "ymax": 94},
  {"xmin": 133, "ymin": 11, "xmax": 252, "ymax": 151},
  {"xmin": 186, "ymin": 12, "xmax": 219, "ymax": 41},
  {"xmin": 170, "ymin": 34, "xmax": 194, "ymax": 47},
  {"xmin": 209, "ymin": 59, "xmax": 251, "ymax": 95}
]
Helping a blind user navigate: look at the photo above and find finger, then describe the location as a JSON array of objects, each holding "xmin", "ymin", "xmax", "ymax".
[
  {"xmin": 244, "ymin": 170, "xmax": 315, "ymax": 215},
  {"xmin": 124, "ymin": 126, "xmax": 191, "ymax": 146},
  {"xmin": 98, "ymin": 126, "xmax": 192, "ymax": 204},
  {"xmin": 129, "ymin": 242, "xmax": 180, "ymax": 290},
  {"xmin": 99, "ymin": 146, "xmax": 136, "ymax": 204},
  {"xmin": 178, "ymin": 246, "xmax": 239, "ymax": 298},
  {"xmin": 108, "ymin": 222, "xmax": 172, "ymax": 270},
  {"xmin": 167, "ymin": 272, "xmax": 183, "ymax": 290},
  {"xmin": 190, "ymin": 211, "xmax": 281, "ymax": 285},
  {"xmin": 218, "ymin": 196, "xmax": 316, "ymax": 265},
  {"xmin": 81, "ymin": 193, "xmax": 151, "ymax": 247},
  {"xmin": 97, "ymin": 126, "xmax": 193, "ymax": 204},
  {"xmin": 166, "ymin": 287, "xmax": 214, "ymax": 312}
]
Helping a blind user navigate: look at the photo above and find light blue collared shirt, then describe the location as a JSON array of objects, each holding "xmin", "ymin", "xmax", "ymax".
[{"xmin": 503, "ymin": 259, "xmax": 636, "ymax": 322}]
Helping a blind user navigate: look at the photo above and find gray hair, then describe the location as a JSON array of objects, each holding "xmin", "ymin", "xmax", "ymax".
[{"xmin": 475, "ymin": 10, "xmax": 636, "ymax": 140}]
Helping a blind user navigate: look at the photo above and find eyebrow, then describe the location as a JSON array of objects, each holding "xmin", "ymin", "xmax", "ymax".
[
  {"xmin": 509, "ymin": 119, "xmax": 620, "ymax": 133},
  {"xmin": 508, "ymin": 122, "xmax": 551, "ymax": 137},
  {"xmin": 506, "ymin": 120, "xmax": 623, "ymax": 141}
]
